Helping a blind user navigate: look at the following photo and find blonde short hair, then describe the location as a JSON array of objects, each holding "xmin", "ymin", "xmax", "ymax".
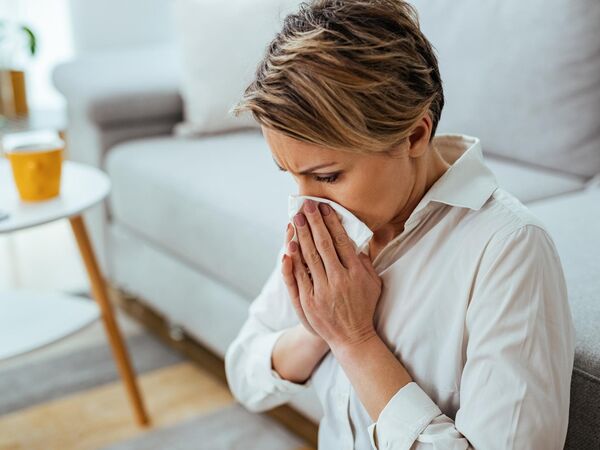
[{"xmin": 230, "ymin": 0, "xmax": 444, "ymax": 155}]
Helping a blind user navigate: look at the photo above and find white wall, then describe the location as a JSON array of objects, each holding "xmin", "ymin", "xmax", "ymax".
[{"xmin": 0, "ymin": 0, "xmax": 74, "ymax": 111}]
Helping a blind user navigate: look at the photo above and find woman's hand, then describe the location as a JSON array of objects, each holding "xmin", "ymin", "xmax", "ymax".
[
  {"xmin": 282, "ymin": 199, "xmax": 383, "ymax": 352},
  {"xmin": 281, "ymin": 219, "xmax": 322, "ymax": 338}
]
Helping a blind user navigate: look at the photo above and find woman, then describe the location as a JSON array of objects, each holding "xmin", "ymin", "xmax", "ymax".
[{"xmin": 225, "ymin": 1, "xmax": 575, "ymax": 449}]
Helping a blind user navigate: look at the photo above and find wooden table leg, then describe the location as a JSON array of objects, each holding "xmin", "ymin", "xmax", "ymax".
[{"xmin": 69, "ymin": 214, "xmax": 150, "ymax": 426}]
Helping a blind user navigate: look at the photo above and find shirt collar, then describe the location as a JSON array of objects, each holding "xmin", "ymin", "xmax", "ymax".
[{"xmin": 409, "ymin": 133, "xmax": 499, "ymax": 221}]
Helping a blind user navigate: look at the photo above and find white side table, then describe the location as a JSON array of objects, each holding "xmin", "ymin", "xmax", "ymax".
[{"xmin": 0, "ymin": 158, "xmax": 149, "ymax": 426}]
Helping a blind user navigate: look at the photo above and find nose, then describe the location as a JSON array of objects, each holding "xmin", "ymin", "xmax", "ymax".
[
  {"xmin": 298, "ymin": 188, "xmax": 323, "ymax": 199},
  {"xmin": 297, "ymin": 180, "xmax": 317, "ymax": 198},
  {"xmin": 297, "ymin": 180, "xmax": 332, "ymax": 202}
]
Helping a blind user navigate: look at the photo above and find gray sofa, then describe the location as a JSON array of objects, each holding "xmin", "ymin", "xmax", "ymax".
[{"xmin": 53, "ymin": 1, "xmax": 599, "ymax": 448}]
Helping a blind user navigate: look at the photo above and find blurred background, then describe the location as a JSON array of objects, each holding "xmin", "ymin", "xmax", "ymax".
[{"xmin": 0, "ymin": 0, "xmax": 79, "ymax": 293}]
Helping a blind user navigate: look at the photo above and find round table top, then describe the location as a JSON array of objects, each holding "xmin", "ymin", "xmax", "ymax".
[
  {"xmin": 0, "ymin": 158, "xmax": 110, "ymax": 233},
  {"xmin": 0, "ymin": 289, "xmax": 100, "ymax": 361}
]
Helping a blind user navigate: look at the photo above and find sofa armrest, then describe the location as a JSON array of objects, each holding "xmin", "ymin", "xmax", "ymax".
[{"xmin": 53, "ymin": 43, "xmax": 183, "ymax": 129}]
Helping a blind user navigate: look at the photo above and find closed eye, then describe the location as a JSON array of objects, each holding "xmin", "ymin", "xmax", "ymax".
[
  {"xmin": 313, "ymin": 173, "xmax": 339, "ymax": 184},
  {"xmin": 273, "ymin": 159, "xmax": 340, "ymax": 184}
]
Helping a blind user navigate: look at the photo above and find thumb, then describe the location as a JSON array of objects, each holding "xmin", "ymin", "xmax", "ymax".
[{"xmin": 358, "ymin": 251, "xmax": 378, "ymax": 279}]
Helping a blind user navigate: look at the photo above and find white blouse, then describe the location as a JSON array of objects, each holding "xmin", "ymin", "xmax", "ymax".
[{"xmin": 224, "ymin": 134, "xmax": 576, "ymax": 450}]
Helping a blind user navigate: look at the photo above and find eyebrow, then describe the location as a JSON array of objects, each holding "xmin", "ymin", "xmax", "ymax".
[{"xmin": 272, "ymin": 157, "xmax": 338, "ymax": 175}]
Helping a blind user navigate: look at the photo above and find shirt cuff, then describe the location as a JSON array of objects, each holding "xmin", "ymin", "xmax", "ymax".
[
  {"xmin": 367, "ymin": 382, "xmax": 442, "ymax": 450},
  {"xmin": 249, "ymin": 328, "xmax": 313, "ymax": 394}
]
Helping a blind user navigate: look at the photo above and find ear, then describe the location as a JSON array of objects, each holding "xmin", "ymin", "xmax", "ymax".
[{"xmin": 407, "ymin": 111, "xmax": 433, "ymax": 159}]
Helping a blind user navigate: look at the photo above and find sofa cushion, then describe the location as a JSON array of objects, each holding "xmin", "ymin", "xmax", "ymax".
[
  {"xmin": 171, "ymin": 0, "xmax": 301, "ymax": 137},
  {"xmin": 484, "ymin": 154, "xmax": 585, "ymax": 203},
  {"xmin": 105, "ymin": 129, "xmax": 295, "ymax": 300},
  {"xmin": 528, "ymin": 186, "xmax": 600, "ymax": 449},
  {"xmin": 412, "ymin": 0, "xmax": 600, "ymax": 178},
  {"xmin": 105, "ymin": 130, "xmax": 587, "ymax": 301}
]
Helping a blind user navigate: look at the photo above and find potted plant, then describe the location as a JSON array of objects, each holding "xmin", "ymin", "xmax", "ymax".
[{"xmin": 0, "ymin": 21, "xmax": 37, "ymax": 118}]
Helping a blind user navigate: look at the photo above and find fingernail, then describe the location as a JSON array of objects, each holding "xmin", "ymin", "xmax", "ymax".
[
  {"xmin": 305, "ymin": 199, "xmax": 316, "ymax": 213},
  {"xmin": 294, "ymin": 213, "xmax": 306, "ymax": 227},
  {"xmin": 289, "ymin": 241, "xmax": 298, "ymax": 252},
  {"xmin": 318, "ymin": 203, "xmax": 331, "ymax": 215}
]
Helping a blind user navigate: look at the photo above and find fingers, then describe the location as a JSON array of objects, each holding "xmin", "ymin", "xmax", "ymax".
[
  {"xmin": 287, "ymin": 237, "xmax": 313, "ymax": 297},
  {"xmin": 285, "ymin": 221, "xmax": 310, "ymax": 277},
  {"xmin": 283, "ymin": 253, "xmax": 318, "ymax": 334},
  {"xmin": 284, "ymin": 222, "xmax": 294, "ymax": 246},
  {"xmin": 283, "ymin": 254, "xmax": 312, "ymax": 329},
  {"xmin": 319, "ymin": 202, "xmax": 361, "ymax": 270},
  {"xmin": 281, "ymin": 250, "xmax": 299, "ymax": 301},
  {"xmin": 282, "ymin": 230, "xmax": 313, "ymax": 332},
  {"xmin": 282, "ymin": 222, "xmax": 315, "ymax": 332},
  {"xmin": 300, "ymin": 200, "xmax": 345, "ymax": 278},
  {"xmin": 292, "ymin": 205, "xmax": 327, "ymax": 286},
  {"xmin": 281, "ymin": 221, "xmax": 299, "ymax": 298}
]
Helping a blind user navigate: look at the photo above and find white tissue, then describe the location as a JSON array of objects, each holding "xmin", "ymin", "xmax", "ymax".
[{"xmin": 288, "ymin": 194, "xmax": 374, "ymax": 255}]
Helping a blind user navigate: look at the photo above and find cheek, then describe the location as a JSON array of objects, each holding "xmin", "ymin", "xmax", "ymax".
[
  {"xmin": 346, "ymin": 174, "xmax": 405, "ymax": 228},
  {"xmin": 335, "ymin": 181, "xmax": 385, "ymax": 227}
]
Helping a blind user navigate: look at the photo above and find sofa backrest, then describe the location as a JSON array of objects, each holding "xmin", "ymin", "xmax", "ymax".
[{"xmin": 412, "ymin": 0, "xmax": 600, "ymax": 178}]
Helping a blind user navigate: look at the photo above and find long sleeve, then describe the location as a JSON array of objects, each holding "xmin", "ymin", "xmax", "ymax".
[
  {"xmin": 225, "ymin": 244, "xmax": 313, "ymax": 413},
  {"xmin": 366, "ymin": 224, "xmax": 576, "ymax": 450}
]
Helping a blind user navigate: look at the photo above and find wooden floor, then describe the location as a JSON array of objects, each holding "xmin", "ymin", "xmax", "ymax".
[
  {"xmin": 110, "ymin": 285, "xmax": 320, "ymax": 449},
  {"xmin": 0, "ymin": 285, "xmax": 318, "ymax": 450},
  {"xmin": 0, "ymin": 363, "xmax": 233, "ymax": 450}
]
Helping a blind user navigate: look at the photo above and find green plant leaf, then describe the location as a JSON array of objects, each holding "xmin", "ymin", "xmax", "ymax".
[
  {"xmin": 21, "ymin": 25, "xmax": 36, "ymax": 56},
  {"xmin": 0, "ymin": 21, "xmax": 37, "ymax": 59}
]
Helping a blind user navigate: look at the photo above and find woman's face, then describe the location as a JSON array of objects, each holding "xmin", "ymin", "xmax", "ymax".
[{"xmin": 262, "ymin": 124, "xmax": 434, "ymax": 240}]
